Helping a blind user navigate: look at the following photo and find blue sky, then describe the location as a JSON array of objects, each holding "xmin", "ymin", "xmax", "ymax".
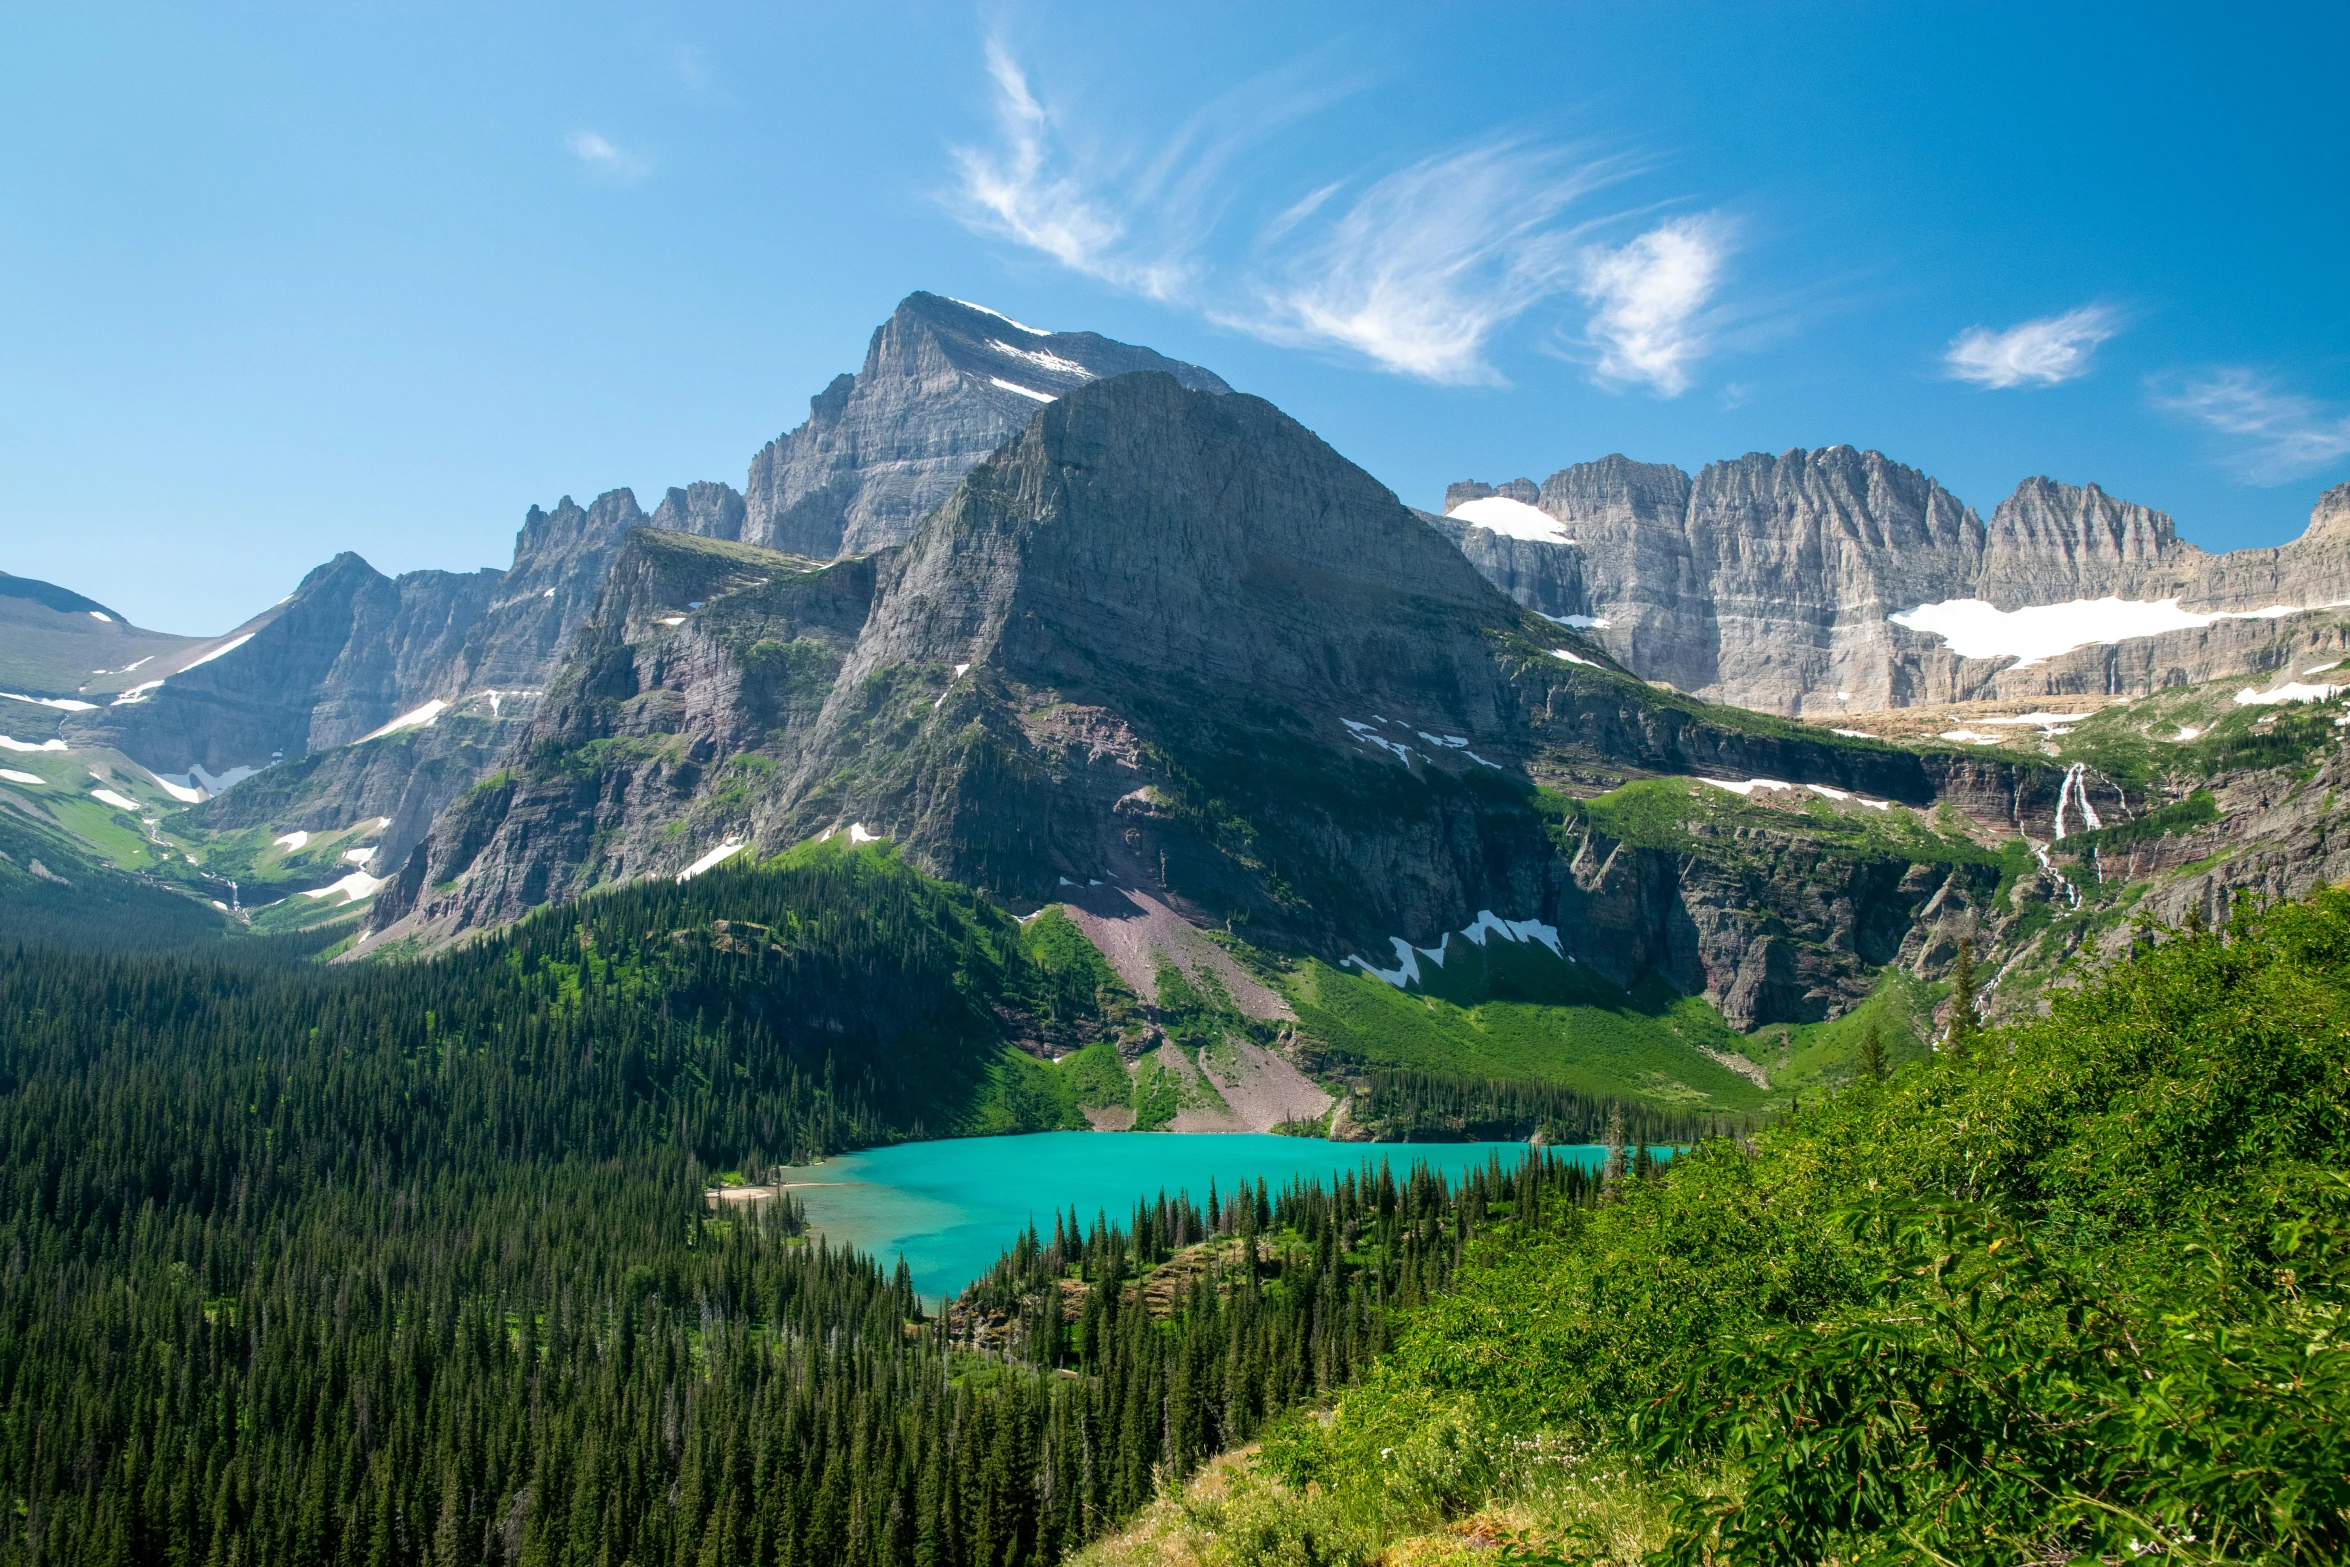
[{"xmin": 4, "ymin": 2, "xmax": 2345, "ymax": 632}]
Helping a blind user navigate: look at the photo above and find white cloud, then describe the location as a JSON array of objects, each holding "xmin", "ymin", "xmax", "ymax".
[
  {"xmin": 1242, "ymin": 140, "xmax": 1622, "ymax": 385},
  {"xmin": 567, "ymin": 130, "xmax": 652, "ymax": 183},
  {"xmin": 1575, "ymin": 215, "xmax": 1732, "ymax": 397},
  {"xmin": 1944, "ymin": 305, "xmax": 2117, "ymax": 388},
  {"xmin": 945, "ymin": 45, "xmax": 1732, "ymax": 389},
  {"xmin": 2153, "ymin": 368, "xmax": 2350, "ymax": 484}
]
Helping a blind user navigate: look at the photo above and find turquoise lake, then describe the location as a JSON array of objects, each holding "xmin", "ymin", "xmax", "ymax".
[{"xmin": 782, "ymin": 1132, "xmax": 1598, "ymax": 1302}]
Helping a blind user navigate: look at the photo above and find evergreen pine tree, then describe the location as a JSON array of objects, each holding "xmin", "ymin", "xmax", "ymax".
[
  {"xmin": 1945, "ymin": 937, "xmax": 1979, "ymax": 1058},
  {"xmin": 1857, "ymin": 1020, "xmax": 1888, "ymax": 1083}
]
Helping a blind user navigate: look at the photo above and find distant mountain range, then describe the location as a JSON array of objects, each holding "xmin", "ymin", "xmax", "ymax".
[
  {"xmin": 1439, "ymin": 458, "xmax": 2350, "ymax": 716},
  {"xmin": 6, "ymin": 287, "xmax": 2350, "ymax": 1027}
]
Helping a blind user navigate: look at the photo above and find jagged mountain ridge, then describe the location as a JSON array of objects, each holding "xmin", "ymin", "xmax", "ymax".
[
  {"xmin": 368, "ymin": 373, "xmax": 2066, "ymax": 1031},
  {"xmin": 1443, "ymin": 455, "xmax": 2350, "ymax": 716},
  {"xmin": 6, "ymin": 294, "xmax": 1228, "ymax": 877},
  {"xmin": 738, "ymin": 292, "xmax": 1233, "ymax": 558}
]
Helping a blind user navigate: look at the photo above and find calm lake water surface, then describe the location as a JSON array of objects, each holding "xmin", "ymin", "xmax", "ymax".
[{"xmin": 784, "ymin": 1132, "xmax": 1602, "ymax": 1302}]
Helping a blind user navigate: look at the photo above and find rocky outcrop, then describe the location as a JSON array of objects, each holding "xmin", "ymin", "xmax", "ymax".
[
  {"xmin": 178, "ymin": 695, "xmax": 530, "ymax": 873},
  {"xmin": 1976, "ymin": 477, "xmax": 2204, "ymax": 606},
  {"xmin": 1443, "ymin": 459, "xmax": 2350, "ymax": 716},
  {"xmin": 739, "ymin": 293, "xmax": 1231, "ymax": 558},
  {"xmin": 369, "ymin": 530, "xmax": 869, "ymax": 931}
]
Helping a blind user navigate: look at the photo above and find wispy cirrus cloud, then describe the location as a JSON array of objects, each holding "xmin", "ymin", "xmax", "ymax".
[
  {"xmin": 1238, "ymin": 140, "xmax": 1629, "ymax": 385},
  {"xmin": 2152, "ymin": 368, "xmax": 2350, "ymax": 484},
  {"xmin": 1576, "ymin": 214, "xmax": 1734, "ymax": 397},
  {"xmin": 566, "ymin": 130, "xmax": 653, "ymax": 183},
  {"xmin": 1944, "ymin": 305, "xmax": 2118, "ymax": 388},
  {"xmin": 945, "ymin": 43, "xmax": 1737, "ymax": 392}
]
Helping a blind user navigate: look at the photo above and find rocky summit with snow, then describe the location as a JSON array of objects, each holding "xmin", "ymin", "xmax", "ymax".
[{"xmin": 1441, "ymin": 455, "xmax": 2350, "ymax": 715}]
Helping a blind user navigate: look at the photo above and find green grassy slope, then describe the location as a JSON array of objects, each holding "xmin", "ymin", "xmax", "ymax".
[
  {"xmin": 1290, "ymin": 948, "xmax": 1771, "ymax": 1111},
  {"xmin": 1246, "ymin": 887, "xmax": 2350, "ymax": 1565}
]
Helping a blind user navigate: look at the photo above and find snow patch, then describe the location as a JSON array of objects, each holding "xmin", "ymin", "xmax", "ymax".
[
  {"xmin": 3, "ymin": 691, "xmax": 98, "ymax": 712},
  {"xmin": 360, "ymin": 699, "xmax": 449, "ymax": 743},
  {"xmin": 1699, "ymin": 777, "xmax": 1795, "ymax": 796},
  {"xmin": 274, "ymin": 831, "xmax": 311, "ymax": 852},
  {"xmin": 1343, "ymin": 938, "xmax": 1425, "ymax": 988},
  {"xmin": 2235, "ymin": 682, "xmax": 2347, "ymax": 706},
  {"xmin": 2168, "ymin": 725, "xmax": 2202, "ymax": 742},
  {"xmin": 178, "ymin": 632, "xmax": 255, "ymax": 672},
  {"xmin": 301, "ymin": 870, "xmax": 386, "ymax": 902},
  {"xmin": 1347, "ymin": 728, "xmax": 1415, "ymax": 763},
  {"xmin": 159, "ymin": 762, "xmax": 260, "ymax": 794},
  {"xmin": 987, "ymin": 339, "xmax": 1093, "ymax": 378},
  {"xmin": 677, "ymin": 839, "xmax": 747, "ymax": 881},
  {"xmin": 1978, "ymin": 712, "xmax": 2097, "ymax": 727},
  {"xmin": 989, "ymin": 377, "xmax": 1056, "ymax": 403},
  {"xmin": 1936, "ymin": 729, "xmax": 2006, "ymax": 745},
  {"xmin": 1550, "ymin": 648, "xmax": 1597, "ymax": 667},
  {"xmin": 947, "ymin": 297, "xmax": 1052, "ymax": 335},
  {"xmin": 1348, "ymin": 911, "xmax": 1566, "ymax": 989},
  {"xmin": 1831, "ymin": 728, "xmax": 1876, "ymax": 739},
  {"xmin": 88, "ymin": 610, "xmax": 111, "ymax": 622},
  {"xmin": 0, "ymin": 735, "xmax": 68, "ymax": 753},
  {"xmin": 1892, "ymin": 596, "xmax": 2308, "ymax": 667},
  {"xmin": 1539, "ymin": 611, "xmax": 1610, "ymax": 629},
  {"xmin": 0, "ymin": 768, "xmax": 44, "ymax": 786},
  {"xmin": 1459, "ymin": 911, "xmax": 1564, "ymax": 957},
  {"xmin": 1451, "ymin": 495, "xmax": 1570, "ymax": 544},
  {"xmin": 848, "ymin": 822, "xmax": 885, "ymax": 845},
  {"xmin": 144, "ymin": 769, "xmax": 204, "ymax": 804},
  {"xmin": 657, "ymin": 615, "xmax": 686, "ymax": 627},
  {"xmin": 89, "ymin": 788, "xmax": 141, "ymax": 811},
  {"xmin": 343, "ymin": 847, "xmax": 376, "ymax": 865}
]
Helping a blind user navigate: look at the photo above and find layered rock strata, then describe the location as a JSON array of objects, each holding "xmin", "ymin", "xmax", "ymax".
[{"xmin": 1444, "ymin": 458, "xmax": 2350, "ymax": 716}]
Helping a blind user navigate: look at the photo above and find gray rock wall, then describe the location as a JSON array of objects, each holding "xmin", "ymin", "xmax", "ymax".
[{"xmin": 1443, "ymin": 459, "xmax": 2350, "ymax": 716}]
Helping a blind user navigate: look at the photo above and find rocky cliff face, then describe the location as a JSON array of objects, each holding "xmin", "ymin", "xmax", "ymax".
[
  {"xmin": 370, "ymin": 374, "xmax": 2059, "ymax": 1030},
  {"xmin": 370, "ymin": 530, "xmax": 866, "ymax": 930},
  {"xmin": 738, "ymin": 293, "xmax": 1232, "ymax": 558},
  {"xmin": 1445, "ymin": 460, "xmax": 2350, "ymax": 716}
]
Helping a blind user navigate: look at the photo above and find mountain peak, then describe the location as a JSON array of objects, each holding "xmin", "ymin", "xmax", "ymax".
[{"xmin": 739, "ymin": 292, "xmax": 1231, "ymax": 561}]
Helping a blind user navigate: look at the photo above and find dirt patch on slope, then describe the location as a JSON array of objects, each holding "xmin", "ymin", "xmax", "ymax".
[{"xmin": 1056, "ymin": 881, "xmax": 1293, "ymax": 1020}]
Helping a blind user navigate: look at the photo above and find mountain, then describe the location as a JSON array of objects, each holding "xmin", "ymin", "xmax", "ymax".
[
  {"xmin": 1, "ymin": 295, "xmax": 1229, "ymax": 889},
  {"xmin": 0, "ymin": 571, "xmax": 207, "ymax": 700},
  {"xmin": 1442, "ymin": 458, "xmax": 2350, "ymax": 715},
  {"xmin": 737, "ymin": 292, "xmax": 1232, "ymax": 558},
  {"xmin": 368, "ymin": 372, "xmax": 2063, "ymax": 1038}
]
